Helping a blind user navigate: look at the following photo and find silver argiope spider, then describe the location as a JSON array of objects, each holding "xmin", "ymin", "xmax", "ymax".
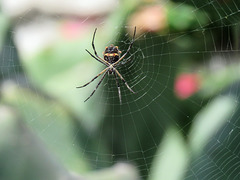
[{"xmin": 77, "ymin": 27, "xmax": 136, "ymax": 104}]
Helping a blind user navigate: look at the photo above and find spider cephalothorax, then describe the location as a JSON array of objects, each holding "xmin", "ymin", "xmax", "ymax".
[{"xmin": 77, "ymin": 27, "xmax": 136, "ymax": 104}]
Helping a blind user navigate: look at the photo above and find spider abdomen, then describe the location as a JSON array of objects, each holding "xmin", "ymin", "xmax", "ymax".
[
  {"xmin": 104, "ymin": 53, "xmax": 119, "ymax": 64},
  {"xmin": 103, "ymin": 44, "xmax": 121, "ymax": 64}
]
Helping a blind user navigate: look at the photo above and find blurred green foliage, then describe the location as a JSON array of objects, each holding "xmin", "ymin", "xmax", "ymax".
[
  {"xmin": 1, "ymin": 0, "xmax": 240, "ymax": 180},
  {"xmin": 0, "ymin": 106, "xmax": 72, "ymax": 180}
]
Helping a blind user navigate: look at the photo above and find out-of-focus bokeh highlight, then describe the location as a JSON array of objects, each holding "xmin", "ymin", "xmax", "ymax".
[{"xmin": 1, "ymin": 0, "xmax": 240, "ymax": 179}]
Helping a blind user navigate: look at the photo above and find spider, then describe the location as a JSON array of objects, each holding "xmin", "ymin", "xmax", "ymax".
[{"xmin": 77, "ymin": 27, "xmax": 136, "ymax": 104}]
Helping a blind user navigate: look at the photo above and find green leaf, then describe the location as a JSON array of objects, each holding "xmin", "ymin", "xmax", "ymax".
[
  {"xmin": 0, "ymin": 13, "xmax": 10, "ymax": 51},
  {"xmin": 189, "ymin": 95, "xmax": 236, "ymax": 156},
  {"xmin": 167, "ymin": 3, "xmax": 208, "ymax": 31},
  {"xmin": 84, "ymin": 163, "xmax": 140, "ymax": 180},
  {"xmin": 0, "ymin": 105, "xmax": 71, "ymax": 180},
  {"xmin": 1, "ymin": 82, "xmax": 90, "ymax": 173},
  {"xmin": 148, "ymin": 127, "xmax": 189, "ymax": 180},
  {"xmin": 200, "ymin": 62, "xmax": 240, "ymax": 97},
  {"xmin": 21, "ymin": 38, "xmax": 106, "ymax": 131}
]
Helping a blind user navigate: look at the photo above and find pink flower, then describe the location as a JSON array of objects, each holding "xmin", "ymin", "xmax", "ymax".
[
  {"xmin": 127, "ymin": 5, "xmax": 167, "ymax": 36},
  {"xmin": 61, "ymin": 20, "xmax": 87, "ymax": 39},
  {"xmin": 174, "ymin": 73, "xmax": 201, "ymax": 99}
]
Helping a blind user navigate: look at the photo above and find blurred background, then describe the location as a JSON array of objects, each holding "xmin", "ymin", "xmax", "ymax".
[{"xmin": 0, "ymin": 0, "xmax": 240, "ymax": 179}]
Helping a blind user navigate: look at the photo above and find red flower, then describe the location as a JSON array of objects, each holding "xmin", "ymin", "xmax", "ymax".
[{"xmin": 174, "ymin": 73, "xmax": 201, "ymax": 99}]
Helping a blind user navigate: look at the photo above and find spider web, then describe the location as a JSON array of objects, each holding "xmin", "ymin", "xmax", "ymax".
[{"xmin": 1, "ymin": 0, "xmax": 240, "ymax": 180}]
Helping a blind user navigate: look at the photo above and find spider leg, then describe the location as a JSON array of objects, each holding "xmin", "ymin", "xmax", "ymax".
[
  {"xmin": 91, "ymin": 28, "xmax": 110, "ymax": 65},
  {"xmin": 113, "ymin": 71, "xmax": 122, "ymax": 104},
  {"xmin": 85, "ymin": 49, "xmax": 108, "ymax": 66},
  {"xmin": 84, "ymin": 70, "xmax": 109, "ymax": 102},
  {"xmin": 113, "ymin": 26, "xmax": 136, "ymax": 66},
  {"xmin": 76, "ymin": 67, "xmax": 109, "ymax": 88},
  {"xmin": 114, "ymin": 69, "xmax": 135, "ymax": 94}
]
